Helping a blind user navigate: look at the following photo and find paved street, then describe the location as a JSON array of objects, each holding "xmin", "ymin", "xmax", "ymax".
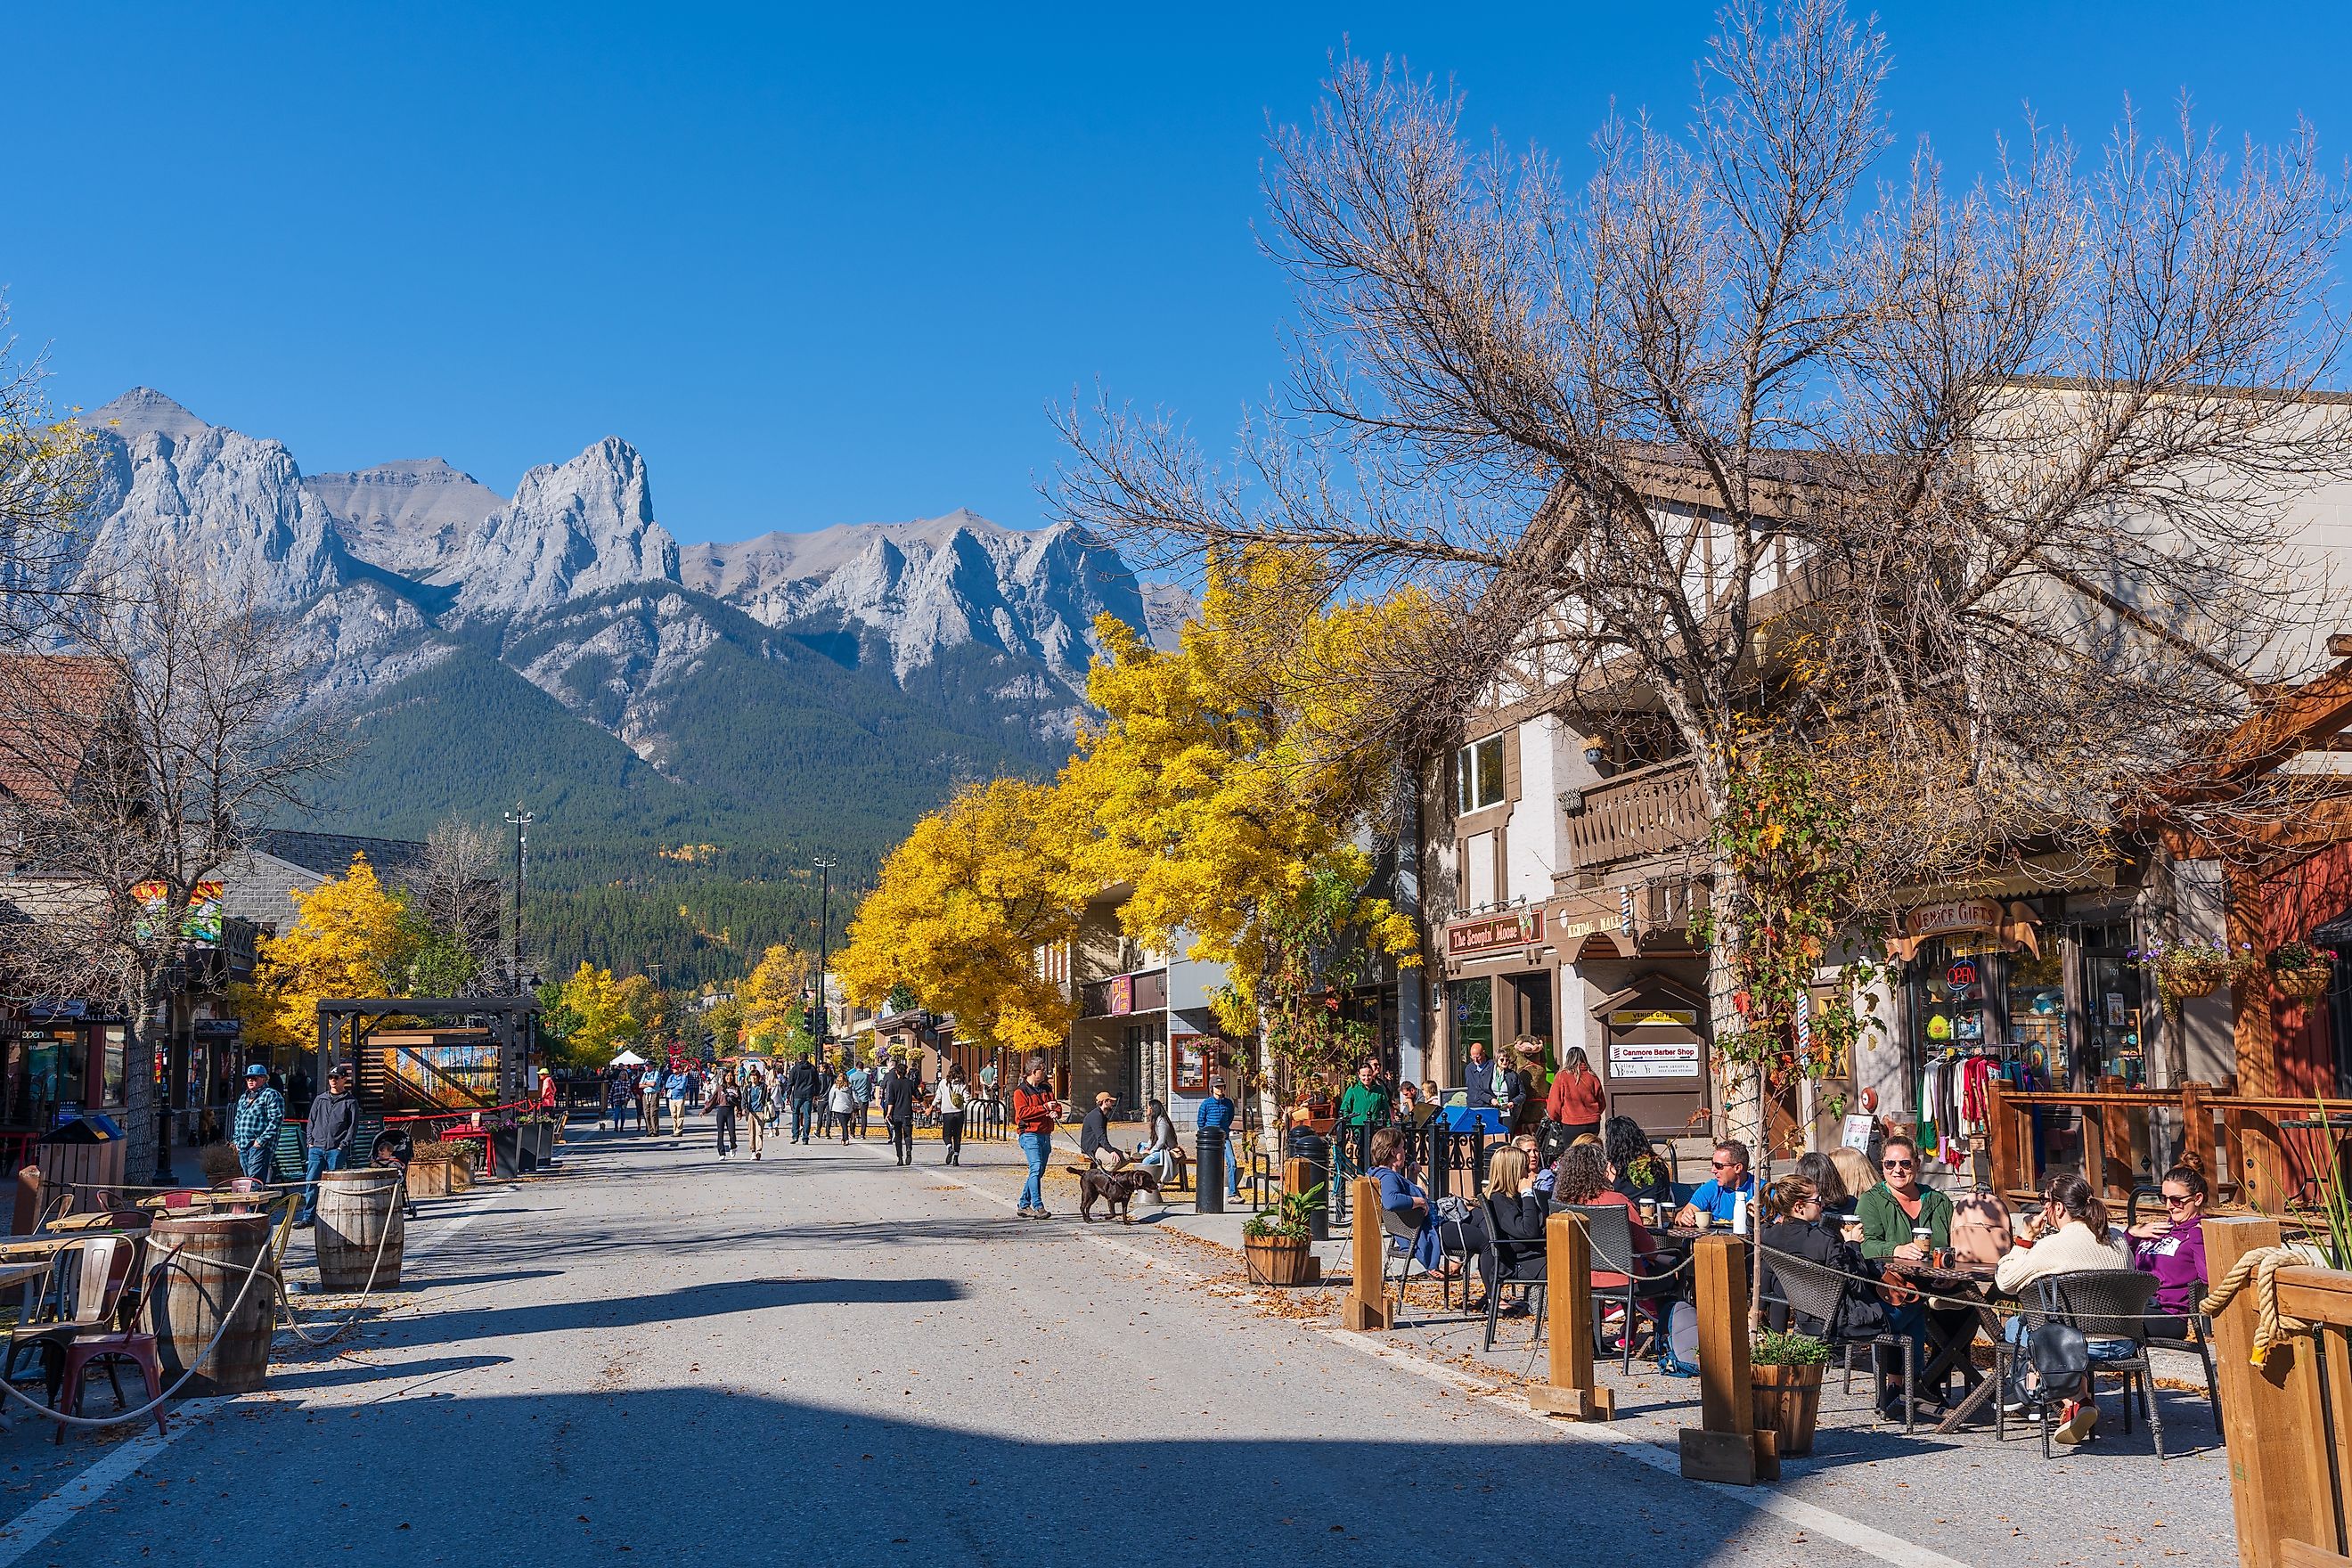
[{"xmin": 0, "ymin": 1122, "xmax": 2236, "ymax": 1568}]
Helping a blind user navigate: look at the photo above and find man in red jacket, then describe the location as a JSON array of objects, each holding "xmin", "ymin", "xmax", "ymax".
[{"xmin": 1012, "ymin": 1057, "xmax": 1062, "ymax": 1220}]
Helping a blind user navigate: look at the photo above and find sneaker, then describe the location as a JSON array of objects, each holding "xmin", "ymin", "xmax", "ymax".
[
  {"xmin": 2054, "ymin": 1399, "xmax": 2099, "ymax": 1445},
  {"xmin": 1033, "ymin": 1208, "xmax": 1054, "ymax": 1220},
  {"xmin": 1999, "ymin": 1394, "xmax": 2040, "ymax": 1417}
]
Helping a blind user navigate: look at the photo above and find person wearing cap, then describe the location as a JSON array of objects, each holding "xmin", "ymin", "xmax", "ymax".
[
  {"xmin": 233, "ymin": 1064, "xmax": 285, "ymax": 1184},
  {"xmin": 1196, "ymin": 1074, "xmax": 1240, "ymax": 1200},
  {"xmin": 298, "ymin": 1062, "xmax": 360, "ymax": 1225},
  {"xmin": 536, "ymin": 1066, "xmax": 559, "ymax": 1113}
]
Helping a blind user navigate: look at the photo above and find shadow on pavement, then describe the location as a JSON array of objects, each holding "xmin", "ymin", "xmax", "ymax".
[
  {"xmin": 266, "ymin": 1353, "xmax": 514, "ymax": 1392},
  {"xmin": 398, "ymin": 1276, "xmax": 972, "ymax": 1344}
]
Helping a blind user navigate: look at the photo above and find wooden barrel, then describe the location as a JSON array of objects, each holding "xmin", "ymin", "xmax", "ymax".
[
  {"xmin": 146, "ymin": 1213, "xmax": 274, "ymax": 1396},
  {"xmin": 314, "ymin": 1168, "xmax": 404, "ymax": 1292}
]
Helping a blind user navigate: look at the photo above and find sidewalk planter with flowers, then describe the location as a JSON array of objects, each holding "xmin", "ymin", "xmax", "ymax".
[
  {"xmin": 1243, "ymin": 1188, "xmax": 1321, "ymax": 1286},
  {"xmin": 2270, "ymin": 940, "xmax": 2340, "ymax": 1000},
  {"xmin": 2131, "ymin": 936, "xmax": 2262, "ymax": 1013},
  {"xmin": 404, "ymin": 1140, "xmax": 476, "ymax": 1197},
  {"xmin": 1751, "ymin": 1331, "xmax": 1830, "ymax": 1455}
]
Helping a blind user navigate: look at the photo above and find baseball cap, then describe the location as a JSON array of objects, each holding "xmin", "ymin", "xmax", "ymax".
[{"xmin": 245, "ymin": 1064, "xmax": 268, "ymax": 1078}]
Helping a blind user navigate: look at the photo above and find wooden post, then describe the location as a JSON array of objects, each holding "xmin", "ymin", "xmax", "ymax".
[
  {"xmin": 1679, "ymin": 1234, "xmax": 1775, "ymax": 1484},
  {"xmin": 1528, "ymin": 1208, "xmax": 1613, "ymax": 1420},
  {"xmin": 1987, "ymin": 1078, "xmax": 2014, "ymax": 1196},
  {"xmin": 1341, "ymin": 1176, "xmax": 1392, "ymax": 1332},
  {"xmin": 2082, "ymin": 1099, "xmax": 2109, "ymax": 1198},
  {"xmin": 1281, "ymin": 1157, "xmax": 1324, "ymax": 1280},
  {"xmin": 2208, "ymin": 1215, "xmax": 2335, "ymax": 1568},
  {"xmin": 2183, "ymin": 1081, "xmax": 2216, "ymax": 1189}
]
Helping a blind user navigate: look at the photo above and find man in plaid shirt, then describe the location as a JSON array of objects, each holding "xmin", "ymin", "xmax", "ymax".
[{"xmin": 233, "ymin": 1064, "xmax": 284, "ymax": 1182}]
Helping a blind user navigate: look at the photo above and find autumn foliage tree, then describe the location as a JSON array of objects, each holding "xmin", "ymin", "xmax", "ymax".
[
  {"xmin": 231, "ymin": 855, "xmax": 421, "ymax": 1052},
  {"xmin": 738, "ymin": 943, "xmax": 812, "ymax": 1056},
  {"xmin": 837, "ymin": 778, "xmax": 1082, "ymax": 1056}
]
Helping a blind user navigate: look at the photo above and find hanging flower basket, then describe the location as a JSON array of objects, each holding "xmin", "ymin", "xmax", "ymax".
[
  {"xmin": 2131, "ymin": 938, "xmax": 2261, "ymax": 1015},
  {"xmin": 2270, "ymin": 941, "xmax": 2340, "ymax": 1000}
]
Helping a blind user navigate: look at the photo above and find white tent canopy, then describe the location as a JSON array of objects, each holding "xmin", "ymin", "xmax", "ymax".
[{"xmin": 609, "ymin": 1049, "xmax": 648, "ymax": 1067}]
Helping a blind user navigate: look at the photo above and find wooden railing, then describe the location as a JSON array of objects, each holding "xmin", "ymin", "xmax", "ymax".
[
  {"xmin": 2210, "ymin": 1217, "xmax": 2352, "ymax": 1568},
  {"xmin": 1984, "ymin": 1078, "xmax": 2350, "ymax": 1213},
  {"xmin": 1564, "ymin": 759, "xmax": 1708, "ymax": 871}
]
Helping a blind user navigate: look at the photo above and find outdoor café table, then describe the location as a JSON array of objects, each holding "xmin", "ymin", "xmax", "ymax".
[
  {"xmin": 1878, "ymin": 1256, "xmax": 2006, "ymax": 1433},
  {"xmin": 135, "ymin": 1188, "xmax": 290, "ymax": 1216}
]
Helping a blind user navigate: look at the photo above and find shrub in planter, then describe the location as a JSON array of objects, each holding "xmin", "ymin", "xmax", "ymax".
[
  {"xmin": 407, "ymin": 1140, "xmax": 476, "ymax": 1196},
  {"xmin": 1751, "ymin": 1330, "xmax": 1830, "ymax": 1456},
  {"xmin": 198, "ymin": 1142, "xmax": 242, "ymax": 1186},
  {"xmin": 1242, "ymin": 1188, "xmax": 1320, "ymax": 1286}
]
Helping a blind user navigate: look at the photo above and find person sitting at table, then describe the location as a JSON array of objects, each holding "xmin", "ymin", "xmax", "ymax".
[
  {"xmin": 1949, "ymin": 1188, "xmax": 2016, "ymax": 1269},
  {"xmin": 1858, "ymin": 1135, "xmax": 1975, "ymax": 1412},
  {"xmin": 1676, "ymin": 1139, "xmax": 1758, "ymax": 1229},
  {"xmin": 1995, "ymin": 1172, "xmax": 2131, "ymax": 1443},
  {"xmin": 1793, "ymin": 1150, "xmax": 1849, "ymax": 1209},
  {"xmin": 1605, "ymin": 1116, "xmax": 1675, "ymax": 1211},
  {"xmin": 1369, "ymin": 1127, "xmax": 1458, "ymax": 1280},
  {"xmin": 1511, "ymin": 1134, "xmax": 1556, "ymax": 1196},
  {"xmin": 1828, "ymin": 1147, "xmax": 1877, "ymax": 1211},
  {"xmin": 1477, "ymin": 1144, "xmax": 1549, "ymax": 1311},
  {"xmin": 1759, "ymin": 1176, "xmax": 1879, "ymax": 1337},
  {"xmin": 2126, "ymin": 1155, "xmax": 2209, "ymax": 1332},
  {"xmin": 1553, "ymin": 1142, "xmax": 1666, "ymax": 1351}
]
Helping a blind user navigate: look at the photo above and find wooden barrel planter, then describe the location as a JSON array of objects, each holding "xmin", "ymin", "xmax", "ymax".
[
  {"xmin": 146, "ymin": 1213, "xmax": 274, "ymax": 1396},
  {"xmin": 314, "ymin": 1168, "xmax": 405, "ymax": 1292},
  {"xmin": 1752, "ymin": 1363, "xmax": 1825, "ymax": 1456},
  {"xmin": 1244, "ymin": 1234, "xmax": 1311, "ymax": 1286}
]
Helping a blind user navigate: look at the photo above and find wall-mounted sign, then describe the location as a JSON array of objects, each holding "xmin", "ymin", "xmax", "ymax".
[
  {"xmin": 1108, "ymin": 975, "xmax": 1133, "ymax": 1016},
  {"xmin": 1886, "ymin": 897, "xmax": 2042, "ymax": 962},
  {"xmin": 1607, "ymin": 1038, "xmax": 1702, "ymax": 1078},
  {"xmin": 1445, "ymin": 906, "xmax": 1545, "ymax": 958},
  {"xmin": 1607, "ymin": 1008, "xmax": 1699, "ymax": 1028},
  {"xmin": 1946, "ymin": 960, "xmax": 1980, "ymax": 991}
]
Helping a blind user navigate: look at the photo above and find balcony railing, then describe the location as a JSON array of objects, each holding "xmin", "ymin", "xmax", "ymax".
[{"xmin": 1564, "ymin": 759, "xmax": 1708, "ymax": 872}]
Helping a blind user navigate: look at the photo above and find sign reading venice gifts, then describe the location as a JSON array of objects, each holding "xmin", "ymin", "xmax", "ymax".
[{"xmin": 1885, "ymin": 896, "xmax": 2041, "ymax": 963}]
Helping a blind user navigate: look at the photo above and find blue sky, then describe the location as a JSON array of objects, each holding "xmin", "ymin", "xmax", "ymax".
[{"xmin": 7, "ymin": 3, "xmax": 2349, "ymax": 544}]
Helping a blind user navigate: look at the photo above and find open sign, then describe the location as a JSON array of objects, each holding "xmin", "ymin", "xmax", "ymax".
[{"xmin": 1946, "ymin": 960, "xmax": 1980, "ymax": 990}]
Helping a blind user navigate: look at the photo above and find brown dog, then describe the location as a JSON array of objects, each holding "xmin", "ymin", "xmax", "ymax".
[{"xmin": 1078, "ymin": 1165, "xmax": 1164, "ymax": 1222}]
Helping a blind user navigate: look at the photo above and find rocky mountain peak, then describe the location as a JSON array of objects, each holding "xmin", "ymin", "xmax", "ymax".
[
  {"xmin": 306, "ymin": 457, "xmax": 505, "ymax": 579},
  {"xmin": 84, "ymin": 387, "xmax": 212, "ymax": 443},
  {"xmin": 452, "ymin": 437, "xmax": 680, "ymax": 619}
]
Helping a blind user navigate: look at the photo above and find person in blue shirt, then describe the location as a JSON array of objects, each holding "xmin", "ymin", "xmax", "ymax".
[
  {"xmin": 663, "ymin": 1067, "xmax": 689, "ymax": 1135},
  {"xmin": 1369, "ymin": 1128, "xmax": 1459, "ymax": 1279},
  {"xmin": 1677, "ymin": 1139, "xmax": 1758, "ymax": 1228},
  {"xmin": 845, "ymin": 1062, "xmax": 872, "ymax": 1141},
  {"xmin": 1196, "ymin": 1077, "xmax": 1241, "ymax": 1199},
  {"xmin": 1462, "ymin": 1040, "xmax": 1497, "ymax": 1108}
]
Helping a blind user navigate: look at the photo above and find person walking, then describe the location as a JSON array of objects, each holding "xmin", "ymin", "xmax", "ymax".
[
  {"xmin": 882, "ymin": 1056, "xmax": 919, "ymax": 1166},
  {"xmin": 709, "ymin": 1069, "xmax": 742, "ymax": 1161},
  {"xmin": 1013, "ymin": 1057, "xmax": 1062, "ymax": 1219},
  {"xmin": 296, "ymin": 1062, "xmax": 357, "ymax": 1224},
  {"xmin": 608, "ymin": 1069, "xmax": 633, "ymax": 1133},
  {"xmin": 787, "ymin": 1054, "xmax": 818, "ymax": 1144},
  {"xmin": 233, "ymin": 1063, "xmax": 284, "ymax": 1184},
  {"xmin": 934, "ymin": 1062, "xmax": 969, "ymax": 1166},
  {"xmin": 741, "ymin": 1064, "xmax": 770, "ymax": 1159},
  {"xmin": 640, "ymin": 1064, "xmax": 664, "ymax": 1137},
  {"xmin": 664, "ymin": 1063, "xmax": 690, "ymax": 1137},
  {"xmin": 845, "ymin": 1058, "xmax": 871, "ymax": 1140},
  {"xmin": 829, "ymin": 1069, "xmax": 857, "ymax": 1144}
]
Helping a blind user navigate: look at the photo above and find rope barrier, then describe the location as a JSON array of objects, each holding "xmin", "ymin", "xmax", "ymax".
[
  {"xmin": 0, "ymin": 1167, "xmax": 412, "ymax": 1427},
  {"xmin": 2200, "ymin": 1245, "xmax": 2308, "ymax": 1364}
]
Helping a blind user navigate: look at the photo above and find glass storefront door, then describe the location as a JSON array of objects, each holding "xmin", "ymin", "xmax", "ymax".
[
  {"xmin": 1449, "ymin": 979, "xmax": 1493, "ymax": 1080},
  {"xmin": 2077, "ymin": 921, "xmax": 2144, "ymax": 1086}
]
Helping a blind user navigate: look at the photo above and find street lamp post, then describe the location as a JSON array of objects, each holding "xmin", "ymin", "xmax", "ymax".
[
  {"xmin": 813, "ymin": 855, "xmax": 836, "ymax": 1043},
  {"xmin": 503, "ymin": 804, "xmax": 534, "ymax": 994}
]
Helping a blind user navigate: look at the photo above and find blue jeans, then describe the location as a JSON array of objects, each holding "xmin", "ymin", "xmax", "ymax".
[
  {"xmin": 790, "ymin": 1098, "xmax": 813, "ymax": 1142},
  {"xmin": 298, "ymin": 1147, "xmax": 345, "ymax": 1221},
  {"xmin": 1207, "ymin": 1128, "xmax": 1240, "ymax": 1196},
  {"xmin": 239, "ymin": 1142, "xmax": 274, "ymax": 1183},
  {"xmin": 1018, "ymin": 1131, "xmax": 1050, "ymax": 1211}
]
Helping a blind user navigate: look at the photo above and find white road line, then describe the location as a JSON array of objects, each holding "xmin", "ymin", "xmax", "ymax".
[
  {"xmin": 0, "ymin": 1398, "xmax": 222, "ymax": 1568},
  {"xmin": 869, "ymin": 1139, "xmax": 1972, "ymax": 1568},
  {"xmin": 404, "ymin": 1209, "xmax": 483, "ymax": 1265}
]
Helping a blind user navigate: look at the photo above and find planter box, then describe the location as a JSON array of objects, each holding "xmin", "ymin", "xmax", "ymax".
[
  {"xmin": 447, "ymin": 1154, "xmax": 475, "ymax": 1192},
  {"xmin": 405, "ymin": 1161, "xmax": 451, "ymax": 1198},
  {"xmin": 1245, "ymin": 1234, "xmax": 1313, "ymax": 1286},
  {"xmin": 1752, "ymin": 1363, "xmax": 1825, "ymax": 1457}
]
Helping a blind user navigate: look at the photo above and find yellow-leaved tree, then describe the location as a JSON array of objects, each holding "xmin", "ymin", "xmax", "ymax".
[
  {"xmin": 738, "ymin": 944, "xmax": 810, "ymax": 1056},
  {"xmin": 1064, "ymin": 548, "xmax": 1421, "ymax": 1104},
  {"xmin": 230, "ymin": 854, "xmax": 421, "ymax": 1051},
  {"xmin": 837, "ymin": 778, "xmax": 1083, "ymax": 1054},
  {"xmin": 543, "ymin": 962, "xmax": 644, "ymax": 1068}
]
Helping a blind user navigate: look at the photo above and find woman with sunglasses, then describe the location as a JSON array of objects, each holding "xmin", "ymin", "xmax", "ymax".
[{"xmin": 2126, "ymin": 1154, "xmax": 2209, "ymax": 1332}]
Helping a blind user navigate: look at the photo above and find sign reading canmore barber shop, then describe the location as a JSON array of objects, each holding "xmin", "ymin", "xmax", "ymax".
[{"xmin": 1446, "ymin": 906, "xmax": 1546, "ymax": 958}]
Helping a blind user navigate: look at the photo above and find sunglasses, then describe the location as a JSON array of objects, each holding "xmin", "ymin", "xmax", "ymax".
[
  {"xmin": 1711, "ymin": 1158, "xmax": 1742, "ymax": 1169},
  {"xmin": 1882, "ymin": 1159, "xmax": 1915, "ymax": 1171},
  {"xmin": 2163, "ymin": 1192, "xmax": 2197, "ymax": 1206}
]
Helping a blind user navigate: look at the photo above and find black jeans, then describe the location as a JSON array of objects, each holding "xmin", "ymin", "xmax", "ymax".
[
  {"xmin": 939, "ymin": 1112, "xmax": 964, "ymax": 1164},
  {"xmin": 715, "ymin": 1107, "xmax": 737, "ymax": 1156},
  {"xmin": 889, "ymin": 1118, "xmax": 914, "ymax": 1164}
]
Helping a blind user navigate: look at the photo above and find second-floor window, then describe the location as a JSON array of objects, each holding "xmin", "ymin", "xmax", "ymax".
[{"xmin": 1456, "ymin": 733, "xmax": 1505, "ymax": 813}]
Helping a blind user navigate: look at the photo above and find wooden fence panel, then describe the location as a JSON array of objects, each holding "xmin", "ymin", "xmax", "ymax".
[{"xmin": 2208, "ymin": 1215, "xmax": 2338, "ymax": 1568}]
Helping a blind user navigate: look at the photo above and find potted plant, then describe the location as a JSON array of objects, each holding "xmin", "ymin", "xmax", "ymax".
[
  {"xmin": 2270, "ymin": 940, "xmax": 2340, "ymax": 1000},
  {"xmin": 1751, "ymin": 1330, "xmax": 1830, "ymax": 1455},
  {"xmin": 1243, "ymin": 1186, "xmax": 1322, "ymax": 1286},
  {"xmin": 404, "ymin": 1139, "xmax": 476, "ymax": 1196},
  {"xmin": 2130, "ymin": 936, "xmax": 2261, "ymax": 1013}
]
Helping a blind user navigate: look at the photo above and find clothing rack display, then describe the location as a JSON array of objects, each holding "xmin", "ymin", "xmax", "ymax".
[{"xmin": 1919, "ymin": 1043, "xmax": 2030, "ymax": 1169}]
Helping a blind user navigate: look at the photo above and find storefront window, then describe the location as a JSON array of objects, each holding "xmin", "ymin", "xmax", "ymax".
[
  {"xmin": 8, "ymin": 1028, "xmax": 89, "ymax": 1128},
  {"xmin": 2005, "ymin": 947, "xmax": 2068, "ymax": 1086},
  {"xmin": 101, "ymin": 1026, "xmax": 127, "ymax": 1107},
  {"xmin": 1450, "ymin": 979, "xmax": 1494, "ymax": 1079},
  {"xmin": 2078, "ymin": 921, "xmax": 2144, "ymax": 1086}
]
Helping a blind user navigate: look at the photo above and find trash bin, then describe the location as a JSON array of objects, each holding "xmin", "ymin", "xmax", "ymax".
[
  {"xmin": 1196, "ymin": 1127, "xmax": 1226, "ymax": 1213},
  {"xmin": 1285, "ymin": 1126, "xmax": 1330, "ymax": 1242}
]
